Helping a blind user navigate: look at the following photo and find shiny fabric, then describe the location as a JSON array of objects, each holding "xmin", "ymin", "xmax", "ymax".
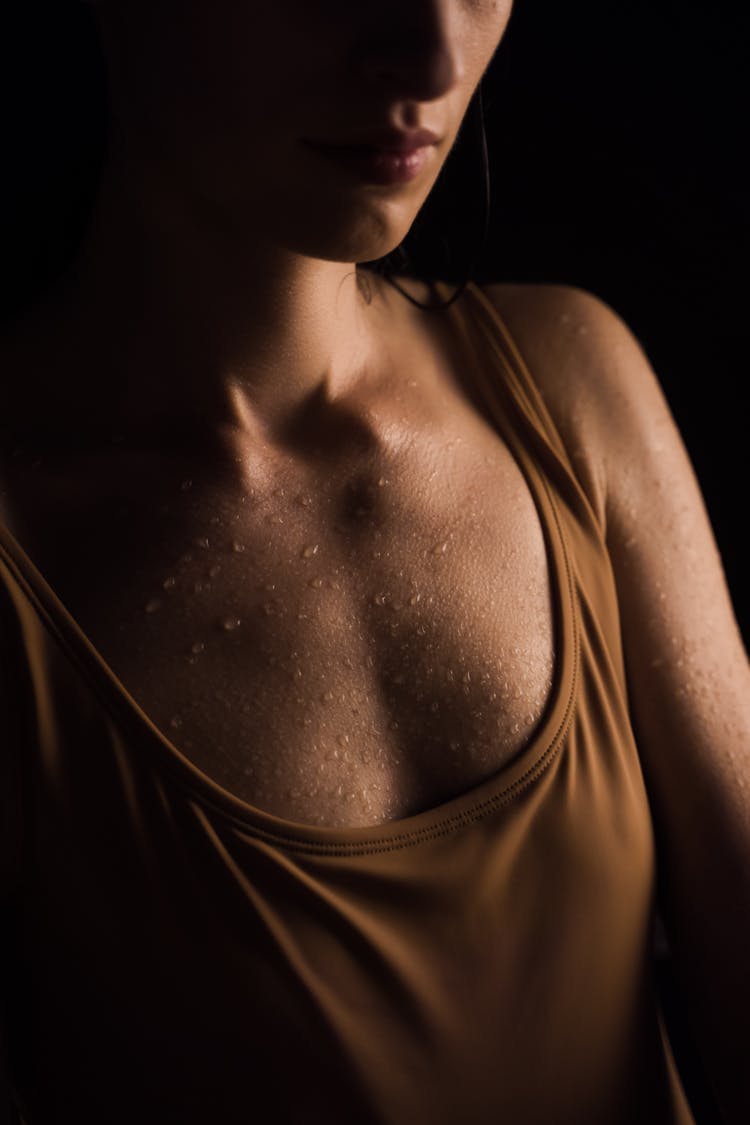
[{"xmin": 0, "ymin": 281, "xmax": 694, "ymax": 1123}]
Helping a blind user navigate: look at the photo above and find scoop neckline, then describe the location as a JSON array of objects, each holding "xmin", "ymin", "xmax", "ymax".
[{"xmin": 0, "ymin": 280, "xmax": 579, "ymax": 856}]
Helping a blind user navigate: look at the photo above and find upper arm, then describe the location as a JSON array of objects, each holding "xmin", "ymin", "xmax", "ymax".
[
  {"xmin": 481, "ymin": 282, "xmax": 750, "ymax": 791},
  {"xmin": 483, "ymin": 281, "xmax": 750, "ymax": 1119},
  {"xmin": 0, "ymin": 581, "xmax": 24, "ymax": 910}
]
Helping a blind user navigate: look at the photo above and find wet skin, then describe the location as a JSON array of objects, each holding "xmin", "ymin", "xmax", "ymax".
[{"xmin": 0, "ymin": 274, "xmax": 554, "ymax": 828}]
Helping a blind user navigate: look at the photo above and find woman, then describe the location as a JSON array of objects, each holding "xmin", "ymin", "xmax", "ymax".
[{"xmin": 0, "ymin": 1, "xmax": 748, "ymax": 1122}]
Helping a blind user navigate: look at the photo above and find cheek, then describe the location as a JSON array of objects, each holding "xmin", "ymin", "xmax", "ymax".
[
  {"xmin": 111, "ymin": 2, "xmax": 305, "ymax": 147},
  {"xmin": 473, "ymin": 0, "xmax": 514, "ymax": 81}
]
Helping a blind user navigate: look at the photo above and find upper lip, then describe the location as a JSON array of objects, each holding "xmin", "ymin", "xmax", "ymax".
[{"xmin": 310, "ymin": 128, "xmax": 441, "ymax": 153}]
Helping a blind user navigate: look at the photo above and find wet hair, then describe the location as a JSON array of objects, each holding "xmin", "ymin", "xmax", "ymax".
[
  {"xmin": 357, "ymin": 81, "xmax": 492, "ymax": 312},
  {"xmin": 2, "ymin": 5, "xmax": 491, "ymax": 321}
]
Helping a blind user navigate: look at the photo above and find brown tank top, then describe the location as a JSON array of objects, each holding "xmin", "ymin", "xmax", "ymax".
[{"xmin": 0, "ymin": 281, "xmax": 694, "ymax": 1123}]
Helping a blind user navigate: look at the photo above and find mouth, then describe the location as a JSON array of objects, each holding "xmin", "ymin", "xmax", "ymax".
[
  {"xmin": 310, "ymin": 141, "xmax": 426, "ymax": 158},
  {"xmin": 306, "ymin": 127, "xmax": 441, "ymax": 155},
  {"xmin": 303, "ymin": 141, "xmax": 435, "ymax": 186}
]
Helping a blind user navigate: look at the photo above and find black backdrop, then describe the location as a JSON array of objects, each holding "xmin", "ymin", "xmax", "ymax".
[
  {"xmin": 0, "ymin": 3, "xmax": 748, "ymax": 1124},
  {"xmin": 417, "ymin": 0, "xmax": 748, "ymax": 650},
  {"xmin": 483, "ymin": 1, "xmax": 749, "ymax": 647},
  {"xmin": 1, "ymin": 1, "xmax": 746, "ymax": 643}
]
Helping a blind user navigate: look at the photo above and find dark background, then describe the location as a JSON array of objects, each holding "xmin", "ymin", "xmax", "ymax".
[
  {"xmin": 424, "ymin": 6, "xmax": 748, "ymax": 1120},
  {"xmin": 2, "ymin": 1, "xmax": 745, "ymax": 644},
  {"xmin": 0, "ymin": 3, "xmax": 747, "ymax": 1123},
  {"xmin": 495, "ymin": 0, "xmax": 748, "ymax": 651},
  {"xmin": 1, "ymin": 4, "xmax": 750, "ymax": 648},
  {"xmin": 418, "ymin": 0, "xmax": 748, "ymax": 653}
]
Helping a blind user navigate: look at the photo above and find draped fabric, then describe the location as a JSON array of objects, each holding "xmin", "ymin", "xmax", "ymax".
[{"xmin": 0, "ymin": 281, "xmax": 693, "ymax": 1123}]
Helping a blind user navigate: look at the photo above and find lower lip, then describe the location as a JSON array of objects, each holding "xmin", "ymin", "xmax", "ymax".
[{"xmin": 305, "ymin": 142, "xmax": 432, "ymax": 185}]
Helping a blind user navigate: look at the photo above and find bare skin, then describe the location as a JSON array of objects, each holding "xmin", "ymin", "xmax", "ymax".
[
  {"xmin": 0, "ymin": 0, "xmax": 523, "ymax": 828},
  {"xmin": 482, "ymin": 283, "xmax": 750, "ymax": 1124},
  {"xmin": 0, "ymin": 272, "xmax": 554, "ymax": 829},
  {"xmin": 49, "ymin": 0, "xmax": 514, "ymax": 439},
  {"xmin": 2, "ymin": 0, "xmax": 750, "ymax": 1117}
]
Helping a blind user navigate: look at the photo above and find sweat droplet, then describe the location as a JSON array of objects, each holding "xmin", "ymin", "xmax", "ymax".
[
  {"xmin": 232, "ymin": 539, "xmax": 246, "ymax": 553},
  {"xmin": 163, "ymin": 576, "xmax": 176, "ymax": 590},
  {"xmin": 302, "ymin": 544, "xmax": 319, "ymax": 559},
  {"xmin": 145, "ymin": 598, "xmax": 162, "ymax": 614},
  {"xmin": 194, "ymin": 536, "xmax": 210, "ymax": 550},
  {"xmin": 221, "ymin": 616, "xmax": 241, "ymax": 631},
  {"xmin": 191, "ymin": 641, "xmax": 206, "ymax": 655}
]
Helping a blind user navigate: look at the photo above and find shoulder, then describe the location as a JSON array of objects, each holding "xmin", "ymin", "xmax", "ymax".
[
  {"xmin": 478, "ymin": 279, "xmax": 654, "ymax": 399},
  {"xmin": 478, "ymin": 281, "xmax": 672, "ymax": 531}
]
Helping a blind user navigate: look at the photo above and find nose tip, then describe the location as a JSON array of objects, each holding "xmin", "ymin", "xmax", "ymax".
[
  {"xmin": 358, "ymin": 17, "xmax": 465, "ymax": 105},
  {"xmin": 362, "ymin": 55, "xmax": 465, "ymax": 107}
]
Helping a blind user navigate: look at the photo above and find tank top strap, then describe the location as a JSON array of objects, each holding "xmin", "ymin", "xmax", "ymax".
[
  {"xmin": 431, "ymin": 279, "xmax": 603, "ymax": 537},
  {"xmin": 0, "ymin": 545, "xmax": 33, "ymax": 904}
]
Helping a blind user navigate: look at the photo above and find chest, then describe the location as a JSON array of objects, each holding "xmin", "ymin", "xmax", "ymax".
[{"xmin": 2, "ymin": 401, "xmax": 556, "ymax": 829}]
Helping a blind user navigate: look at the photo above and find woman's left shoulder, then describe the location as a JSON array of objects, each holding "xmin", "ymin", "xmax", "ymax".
[
  {"xmin": 478, "ymin": 280, "xmax": 660, "ymax": 527},
  {"xmin": 480, "ymin": 293, "xmax": 750, "ymax": 1125},
  {"xmin": 477, "ymin": 279, "xmax": 655, "ymax": 419}
]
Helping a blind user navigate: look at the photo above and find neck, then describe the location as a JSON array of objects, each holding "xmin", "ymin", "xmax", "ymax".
[{"xmin": 28, "ymin": 138, "xmax": 400, "ymax": 451}]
